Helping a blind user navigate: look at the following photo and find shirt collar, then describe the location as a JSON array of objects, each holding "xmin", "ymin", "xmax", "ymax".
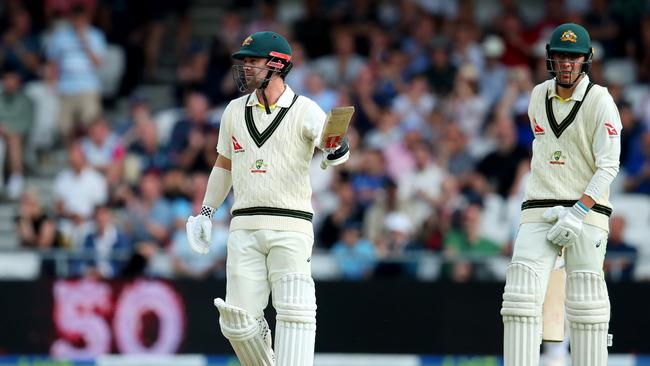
[
  {"xmin": 547, "ymin": 75, "xmax": 590, "ymax": 101},
  {"xmin": 246, "ymin": 84, "xmax": 295, "ymax": 108}
]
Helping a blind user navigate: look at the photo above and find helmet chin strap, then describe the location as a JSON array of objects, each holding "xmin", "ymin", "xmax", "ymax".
[
  {"xmin": 556, "ymin": 72, "xmax": 584, "ymax": 89},
  {"xmin": 257, "ymin": 69, "xmax": 275, "ymax": 115}
]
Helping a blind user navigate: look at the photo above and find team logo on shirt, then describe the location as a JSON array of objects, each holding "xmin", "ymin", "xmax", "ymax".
[
  {"xmin": 232, "ymin": 136, "xmax": 245, "ymax": 153},
  {"xmin": 533, "ymin": 118, "xmax": 545, "ymax": 135},
  {"xmin": 604, "ymin": 122, "xmax": 619, "ymax": 137},
  {"xmin": 549, "ymin": 150, "xmax": 565, "ymax": 165},
  {"xmin": 251, "ymin": 159, "xmax": 268, "ymax": 173},
  {"xmin": 560, "ymin": 30, "xmax": 577, "ymax": 43}
]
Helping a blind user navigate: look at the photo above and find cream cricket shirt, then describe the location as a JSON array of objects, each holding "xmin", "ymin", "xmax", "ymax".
[
  {"xmin": 217, "ymin": 85, "xmax": 327, "ymax": 236},
  {"xmin": 521, "ymin": 76, "xmax": 622, "ymax": 231}
]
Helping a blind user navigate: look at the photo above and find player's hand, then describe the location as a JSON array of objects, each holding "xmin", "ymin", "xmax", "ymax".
[
  {"xmin": 186, "ymin": 214, "xmax": 212, "ymax": 254},
  {"xmin": 543, "ymin": 205, "xmax": 584, "ymax": 247},
  {"xmin": 320, "ymin": 136, "xmax": 350, "ymax": 170}
]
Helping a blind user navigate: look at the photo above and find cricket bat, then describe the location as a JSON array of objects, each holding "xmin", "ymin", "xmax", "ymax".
[
  {"xmin": 319, "ymin": 106, "xmax": 354, "ymax": 169},
  {"xmin": 542, "ymin": 255, "xmax": 566, "ymax": 342}
]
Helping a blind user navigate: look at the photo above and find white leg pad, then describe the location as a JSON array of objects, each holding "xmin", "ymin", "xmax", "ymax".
[
  {"xmin": 214, "ymin": 298, "xmax": 274, "ymax": 366},
  {"xmin": 566, "ymin": 271, "xmax": 610, "ymax": 366},
  {"xmin": 272, "ymin": 273, "xmax": 317, "ymax": 366},
  {"xmin": 501, "ymin": 262, "xmax": 543, "ymax": 366}
]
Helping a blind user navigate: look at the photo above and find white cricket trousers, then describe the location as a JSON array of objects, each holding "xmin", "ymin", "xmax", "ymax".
[{"xmin": 225, "ymin": 229, "xmax": 314, "ymax": 318}]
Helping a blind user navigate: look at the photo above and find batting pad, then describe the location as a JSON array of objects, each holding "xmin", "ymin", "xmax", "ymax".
[
  {"xmin": 566, "ymin": 271, "xmax": 610, "ymax": 366},
  {"xmin": 501, "ymin": 262, "xmax": 543, "ymax": 366},
  {"xmin": 272, "ymin": 273, "xmax": 317, "ymax": 366},
  {"xmin": 214, "ymin": 298, "xmax": 274, "ymax": 366}
]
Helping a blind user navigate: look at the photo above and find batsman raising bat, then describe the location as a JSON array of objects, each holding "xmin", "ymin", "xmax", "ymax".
[
  {"xmin": 501, "ymin": 23, "xmax": 621, "ymax": 366},
  {"xmin": 186, "ymin": 31, "xmax": 352, "ymax": 366}
]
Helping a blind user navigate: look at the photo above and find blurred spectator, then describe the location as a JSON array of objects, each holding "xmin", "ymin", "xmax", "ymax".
[
  {"xmin": 142, "ymin": 0, "xmax": 190, "ymax": 81},
  {"xmin": 16, "ymin": 190, "xmax": 57, "ymax": 249},
  {"xmin": 498, "ymin": 11, "xmax": 535, "ymax": 67},
  {"xmin": 479, "ymin": 35, "xmax": 508, "ymax": 108},
  {"xmin": 78, "ymin": 205, "xmax": 131, "ymax": 278},
  {"xmin": 124, "ymin": 119, "xmax": 169, "ymax": 184},
  {"xmin": 284, "ymin": 42, "xmax": 310, "ymax": 96},
  {"xmin": 25, "ymin": 63, "xmax": 59, "ymax": 153},
  {"xmin": 303, "ymin": 72, "xmax": 339, "ymax": 112},
  {"xmin": 363, "ymin": 178, "xmax": 399, "ymax": 244},
  {"xmin": 174, "ymin": 42, "xmax": 209, "ymax": 105},
  {"xmin": 636, "ymin": 15, "xmax": 650, "ymax": 83},
  {"xmin": 123, "ymin": 172, "xmax": 173, "ymax": 246},
  {"xmin": 332, "ymin": 221, "xmax": 377, "ymax": 280},
  {"xmin": 496, "ymin": 66, "xmax": 534, "ymax": 150},
  {"xmin": 317, "ymin": 177, "xmax": 363, "ymax": 249},
  {"xmin": 397, "ymin": 141, "xmax": 446, "ymax": 227},
  {"xmin": 363, "ymin": 109, "xmax": 403, "ymax": 149},
  {"xmin": 624, "ymin": 131, "xmax": 650, "ymax": 194},
  {"xmin": 351, "ymin": 149, "xmax": 390, "ymax": 210},
  {"xmin": 474, "ymin": 116, "xmax": 530, "ymax": 198},
  {"xmin": 80, "ymin": 116, "xmax": 125, "ymax": 186},
  {"xmin": 424, "ymin": 39, "xmax": 456, "ymax": 97},
  {"xmin": 313, "ymin": 27, "xmax": 366, "ymax": 87},
  {"xmin": 0, "ymin": 8, "xmax": 40, "ymax": 81},
  {"xmin": 439, "ymin": 123, "xmax": 475, "ymax": 180},
  {"xmin": 0, "ymin": 66, "xmax": 33, "ymax": 199},
  {"xmin": 444, "ymin": 64, "xmax": 488, "ymax": 155},
  {"xmin": 401, "ymin": 15, "xmax": 435, "ymax": 78},
  {"xmin": 292, "ymin": 0, "xmax": 332, "ymax": 58},
  {"xmin": 53, "ymin": 142, "xmax": 107, "ymax": 248},
  {"xmin": 167, "ymin": 91, "xmax": 218, "ymax": 172},
  {"xmin": 584, "ymin": 0, "xmax": 620, "ymax": 58},
  {"xmin": 383, "ymin": 128, "xmax": 421, "ymax": 181},
  {"xmin": 374, "ymin": 211, "xmax": 417, "ymax": 277},
  {"xmin": 449, "ymin": 20, "xmax": 484, "ymax": 73},
  {"xmin": 443, "ymin": 203, "xmax": 501, "ymax": 281},
  {"xmin": 605, "ymin": 216, "xmax": 638, "ymax": 282},
  {"xmin": 619, "ymin": 102, "xmax": 645, "ymax": 167},
  {"xmin": 391, "ymin": 75, "xmax": 436, "ymax": 131},
  {"xmin": 46, "ymin": 4, "xmax": 106, "ymax": 140}
]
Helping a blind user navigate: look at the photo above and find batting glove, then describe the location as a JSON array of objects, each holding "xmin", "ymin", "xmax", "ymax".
[
  {"xmin": 186, "ymin": 205, "xmax": 215, "ymax": 254},
  {"xmin": 542, "ymin": 202, "xmax": 589, "ymax": 247}
]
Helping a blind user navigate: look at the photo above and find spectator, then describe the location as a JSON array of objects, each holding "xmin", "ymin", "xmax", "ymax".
[
  {"xmin": 123, "ymin": 172, "xmax": 173, "ymax": 246},
  {"xmin": 16, "ymin": 190, "xmax": 57, "ymax": 249},
  {"xmin": 80, "ymin": 116, "xmax": 125, "ymax": 186},
  {"xmin": 444, "ymin": 64, "xmax": 489, "ymax": 156},
  {"xmin": 0, "ymin": 66, "xmax": 33, "ymax": 199},
  {"xmin": 391, "ymin": 75, "xmax": 436, "ymax": 132},
  {"xmin": 53, "ymin": 141, "xmax": 108, "ymax": 248},
  {"xmin": 424, "ymin": 39, "xmax": 456, "ymax": 97},
  {"xmin": 46, "ymin": 4, "xmax": 106, "ymax": 140},
  {"xmin": 0, "ymin": 8, "xmax": 40, "ymax": 81},
  {"xmin": 317, "ymin": 177, "xmax": 363, "ymax": 249},
  {"xmin": 474, "ymin": 115, "xmax": 530, "ymax": 198},
  {"xmin": 25, "ymin": 63, "xmax": 59, "ymax": 153},
  {"xmin": 479, "ymin": 35, "xmax": 508, "ymax": 109},
  {"xmin": 332, "ymin": 221, "xmax": 377, "ymax": 280},
  {"xmin": 351, "ymin": 148, "xmax": 390, "ymax": 210},
  {"xmin": 624, "ymin": 131, "xmax": 650, "ymax": 194},
  {"xmin": 78, "ymin": 205, "xmax": 131, "ymax": 278},
  {"xmin": 313, "ymin": 27, "xmax": 366, "ymax": 87},
  {"xmin": 303, "ymin": 72, "xmax": 339, "ymax": 112},
  {"xmin": 605, "ymin": 216, "xmax": 638, "ymax": 282},
  {"xmin": 124, "ymin": 119, "xmax": 169, "ymax": 184},
  {"xmin": 443, "ymin": 203, "xmax": 501, "ymax": 280},
  {"xmin": 374, "ymin": 211, "xmax": 418, "ymax": 277},
  {"xmin": 167, "ymin": 91, "xmax": 218, "ymax": 172}
]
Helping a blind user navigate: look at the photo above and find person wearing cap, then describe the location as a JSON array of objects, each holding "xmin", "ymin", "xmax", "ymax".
[
  {"xmin": 500, "ymin": 23, "xmax": 621, "ymax": 366},
  {"xmin": 185, "ymin": 31, "xmax": 350, "ymax": 366}
]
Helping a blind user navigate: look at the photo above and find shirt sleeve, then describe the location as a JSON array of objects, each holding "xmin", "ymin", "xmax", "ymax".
[
  {"xmin": 301, "ymin": 98, "xmax": 328, "ymax": 148},
  {"xmin": 217, "ymin": 102, "xmax": 233, "ymax": 159},
  {"xmin": 584, "ymin": 92, "xmax": 622, "ymax": 200}
]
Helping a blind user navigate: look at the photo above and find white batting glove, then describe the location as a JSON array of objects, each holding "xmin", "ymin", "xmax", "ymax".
[
  {"xmin": 186, "ymin": 205, "xmax": 215, "ymax": 254},
  {"xmin": 543, "ymin": 202, "xmax": 589, "ymax": 247}
]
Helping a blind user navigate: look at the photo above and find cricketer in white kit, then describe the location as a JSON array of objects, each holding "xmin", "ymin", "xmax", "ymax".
[
  {"xmin": 186, "ymin": 31, "xmax": 350, "ymax": 366},
  {"xmin": 501, "ymin": 23, "xmax": 622, "ymax": 366}
]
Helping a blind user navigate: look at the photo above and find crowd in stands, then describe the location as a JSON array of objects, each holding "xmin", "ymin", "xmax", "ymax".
[{"xmin": 2, "ymin": 0, "xmax": 650, "ymax": 282}]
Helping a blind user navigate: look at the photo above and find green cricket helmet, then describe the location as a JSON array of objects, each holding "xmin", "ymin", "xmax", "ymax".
[
  {"xmin": 232, "ymin": 31, "xmax": 293, "ymax": 92},
  {"xmin": 546, "ymin": 23, "xmax": 593, "ymax": 83}
]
